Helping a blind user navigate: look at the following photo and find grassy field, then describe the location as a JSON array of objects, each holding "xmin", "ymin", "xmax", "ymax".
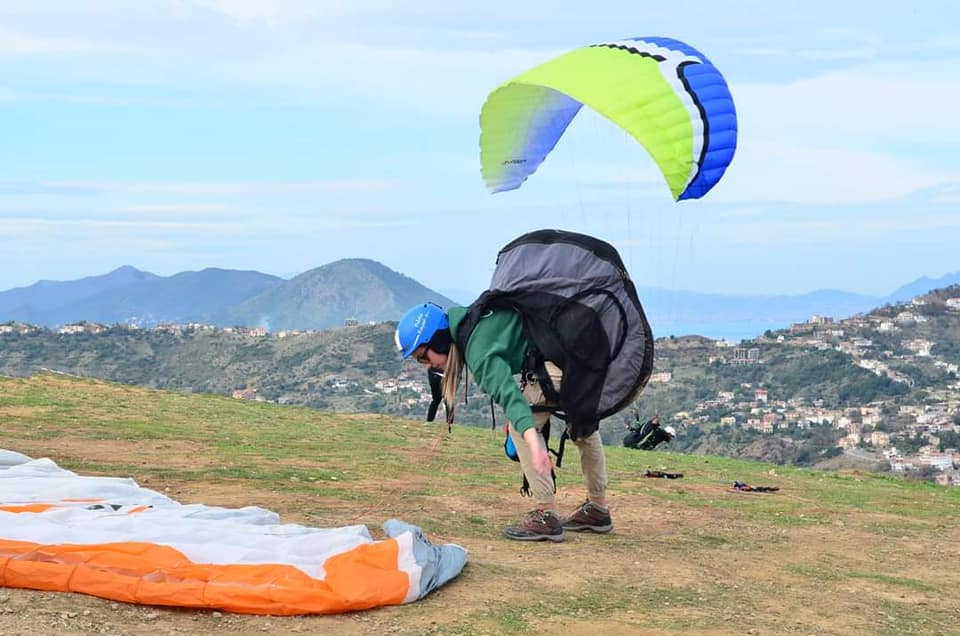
[{"xmin": 2, "ymin": 371, "xmax": 960, "ymax": 635}]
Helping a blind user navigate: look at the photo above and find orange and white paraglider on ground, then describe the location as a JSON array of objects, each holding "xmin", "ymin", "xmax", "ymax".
[{"xmin": 0, "ymin": 450, "xmax": 466, "ymax": 615}]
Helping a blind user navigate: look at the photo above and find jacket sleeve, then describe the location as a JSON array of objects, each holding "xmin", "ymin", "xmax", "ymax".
[{"xmin": 468, "ymin": 353, "xmax": 535, "ymax": 434}]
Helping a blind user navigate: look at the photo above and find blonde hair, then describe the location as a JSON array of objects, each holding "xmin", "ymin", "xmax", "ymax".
[{"xmin": 441, "ymin": 341, "xmax": 465, "ymax": 406}]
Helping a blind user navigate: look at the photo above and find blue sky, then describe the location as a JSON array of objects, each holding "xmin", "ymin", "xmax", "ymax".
[{"xmin": 2, "ymin": 1, "xmax": 959, "ymax": 299}]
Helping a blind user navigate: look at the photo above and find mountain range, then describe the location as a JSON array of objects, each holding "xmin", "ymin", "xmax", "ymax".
[
  {"xmin": 635, "ymin": 271, "xmax": 960, "ymax": 340},
  {"xmin": 0, "ymin": 260, "xmax": 454, "ymax": 331},
  {"xmin": 1, "ymin": 261, "xmax": 958, "ymax": 339}
]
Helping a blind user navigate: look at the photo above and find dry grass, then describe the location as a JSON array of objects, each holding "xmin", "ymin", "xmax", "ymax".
[{"xmin": 1, "ymin": 372, "xmax": 959, "ymax": 635}]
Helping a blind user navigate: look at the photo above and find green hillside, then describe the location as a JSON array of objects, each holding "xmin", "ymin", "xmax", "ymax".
[
  {"xmin": 1, "ymin": 373, "xmax": 959, "ymax": 634},
  {"xmin": 0, "ymin": 321, "xmax": 515, "ymax": 429},
  {"xmin": 2, "ymin": 286, "xmax": 960, "ymax": 472}
]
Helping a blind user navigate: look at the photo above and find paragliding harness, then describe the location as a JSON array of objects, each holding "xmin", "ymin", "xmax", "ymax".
[
  {"xmin": 625, "ymin": 417, "xmax": 672, "ymax": 450},
  {"xmin": 502, "ymin": 419, "xmax": 564, "ymax": 497},
  {"xmin": 644, "ymin": 470, "xmax": 683, "ymax": 479},
  {"xmin": 456, "ymin": 229, "xmax": 654, "ymax": 496},
  {"xmin": 498, "ymin": 350, "xmax": 569, "ymax": 496},
  {"xmin": 731, "ymin": 480, "xmax": 779, "ymax": 493}
]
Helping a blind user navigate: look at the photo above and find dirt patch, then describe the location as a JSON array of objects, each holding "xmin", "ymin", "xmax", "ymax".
[
  {"xmin": 0, "ymin": 405, "xmax": 54, "ymax": 419},
  {"xmin": 12, "ymin": 438, "xmax": 214, "ymax": 471}
]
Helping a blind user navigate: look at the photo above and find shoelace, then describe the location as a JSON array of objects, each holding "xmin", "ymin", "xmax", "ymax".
[
  {"xmin": 527, "ymin": 508, "xmax": 556, "ymax": 522},
  {"xmin": 571, "ymin": 501, "xmax": 594, "ymax": 517}
]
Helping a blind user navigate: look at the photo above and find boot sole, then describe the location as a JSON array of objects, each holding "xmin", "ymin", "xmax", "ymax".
[
  {"xmin": 563, "ymin": 523, "xmax": 613, "ymax": 533},
  {"xmin": 502, "ymin": 531, "xmax": 565, "ymax": 542}
]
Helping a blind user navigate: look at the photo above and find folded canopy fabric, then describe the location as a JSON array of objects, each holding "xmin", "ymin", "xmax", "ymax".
[{"xmin": 0, "ymin": 451, "xmax": 467, "ymax": 615}]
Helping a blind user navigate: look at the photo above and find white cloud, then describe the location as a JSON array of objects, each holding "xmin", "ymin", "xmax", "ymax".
[
  {"xmin": 794, "ymin": 47, "xmax": 878, "ymax": 61},
  {"xmin": 0, "ymin": 211, "xmax": 422, "ymax": 250},
  {"xmin": 714, "ymin": 141, "xmax": 952, "ymax": 205},
  {"xmin": 183, "ymin": 0, "xmax": 385, "ymax": 25},
  {"xmin": 0, "ymin": 86, "xmax": 29, "ymax": 101},
  {"xmin": 702, "ymin": 58, "xmax": 960, "ymax": 204},
  {"xmin": 0, "ymin": 4, "xmax": 561, "ymax": 115},
  {"xmin": 0, "ymin": 217, "xmax": 245, "ymax": 235},
  {"xmin": 116, "ymin": 179, "xmax": 401, "ymax": 195},
  {"xmin": 0, "ymin": 87, "xmax": 186, "ymax": 105},
  {"xmin": 897, "ymin": 35, "xmax": 960, "ymax": 53},
  {"xmin": 119, "ymin": 203, "xmax": 230, "ymax": 214},
  {"xmin": 2, "ymin": 5, "xmax": 958, "ymax": 228},
  {"xmin": 709, "ymin": 211, "xmax": 960, "ymax": 247},
  {"xmin": 0, "ymin": 179, "xmax": 399, "ymax": 197},
  {"xmin": 0, "ymin": 28, "xmax": 119, "ymax": 55},
  {"xmin": 735, "ymin": 59, "xmax": 960, "ymax": 145},
  {"xmin": 208, "ymin": 41, "xmax": 559, "ymax": 117}
]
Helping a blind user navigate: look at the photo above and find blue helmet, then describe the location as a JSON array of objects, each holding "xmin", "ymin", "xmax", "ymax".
[{"xmin": 395, "ymin": 302, "xmax": 449, "ymax": 359}]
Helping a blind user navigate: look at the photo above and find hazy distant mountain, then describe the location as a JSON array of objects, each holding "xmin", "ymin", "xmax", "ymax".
[
  {"xmin": 1, "ymin": 262, "xmax": 957, "ymax": 338},
  {"xmin": 637, "ymin": 286, "xmax": 882, "ymax": 339},
  {"xmin": 434, "ymin": 275, "xmax": 960, "ymax": 339},
  {"xmin": 0, "ymin": 266, "xmax": 160, "ymax": 324},
  {"xmin": 46, "ymin": 268, "xmax": 285, "ymax": 327},
  {"xmin": 883, "ymin": 272, "xmax": 960, "ymax": 305},
  {"xmin": 223, "ymin": 258, "xmax": 456, "ymax": 330}
]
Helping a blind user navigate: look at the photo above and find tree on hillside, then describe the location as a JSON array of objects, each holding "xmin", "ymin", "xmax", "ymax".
[{"xmin": 938, "ymin": 431, "xmax": 960, "ymax": 451}]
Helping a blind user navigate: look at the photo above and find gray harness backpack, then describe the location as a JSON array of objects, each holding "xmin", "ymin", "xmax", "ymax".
[{"xmin": 456, "ymin": 229, "xmax": 655, "ymax": 445}]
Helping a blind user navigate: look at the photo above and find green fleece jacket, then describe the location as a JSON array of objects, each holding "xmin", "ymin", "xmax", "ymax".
[{"xmin": 447, "ymin": 306, "xmax": 535, "ymax": 434}]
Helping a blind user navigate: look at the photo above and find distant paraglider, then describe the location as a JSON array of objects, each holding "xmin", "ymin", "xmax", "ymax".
[{"xmin": 479, "ymin": 36, "xmax": 737, "ymax": 200}]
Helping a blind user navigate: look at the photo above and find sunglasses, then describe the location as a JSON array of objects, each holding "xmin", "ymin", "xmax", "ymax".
[{"xmin": 415, "ymin": 347, "xmax": 431, "ymax": 364}]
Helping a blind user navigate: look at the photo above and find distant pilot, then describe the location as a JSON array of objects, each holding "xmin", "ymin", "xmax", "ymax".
[{"xmin": 623, "ymin": 414, "xmax": 675, "ymax": 450}]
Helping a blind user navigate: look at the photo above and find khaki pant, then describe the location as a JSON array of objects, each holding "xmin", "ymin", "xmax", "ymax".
[{"xmin": 508, "ymin": 361, "xmax": 608, "ymax": 507}]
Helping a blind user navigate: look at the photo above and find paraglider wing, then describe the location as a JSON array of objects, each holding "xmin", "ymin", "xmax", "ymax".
[
  {"xmin": 0, "ymin": 453, "xmax": 467, "ymax": 615},
  {"xmin": 479, "ymin": 36, "xmax": 737, "ymax": 200}
]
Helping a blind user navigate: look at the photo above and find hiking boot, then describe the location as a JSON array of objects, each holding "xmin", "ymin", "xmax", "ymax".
[
  {"xmin": 562, "ymin": 501, "xmax": 613, "ymax": 533},
  {"xmin": 502, "ymin": 509, "xmax": 565, "ymax": 542}
]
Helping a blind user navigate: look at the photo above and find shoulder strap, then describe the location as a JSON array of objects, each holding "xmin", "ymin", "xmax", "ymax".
[{"xmin": 452, "ymin": 291, "xmax": 501, "ymax": 356}]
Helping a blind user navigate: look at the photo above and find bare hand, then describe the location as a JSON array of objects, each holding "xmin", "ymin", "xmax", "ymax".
[{"xmin": 522, "ymin": 428, "xmax": 552, "ymax": 478}]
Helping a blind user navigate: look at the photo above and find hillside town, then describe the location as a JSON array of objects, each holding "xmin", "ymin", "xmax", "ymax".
[
  {"xmin": 3, "ymin": 291, "xmax": 960, "ymax": 485},
  {"xmin": 653, "ymin": 295, "xmax": 960, "ymax": 485}
]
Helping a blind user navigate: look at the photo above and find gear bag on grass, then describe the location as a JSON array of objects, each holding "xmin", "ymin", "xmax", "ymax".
[{"xmin": 456, "ymin": 228, "xmax": 655, "ymax": 441}]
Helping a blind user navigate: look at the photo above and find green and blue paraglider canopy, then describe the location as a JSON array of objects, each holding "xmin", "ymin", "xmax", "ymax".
[{"xmin": 479, "ymin": 36, "xmax": 737, "ymax": 201}]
